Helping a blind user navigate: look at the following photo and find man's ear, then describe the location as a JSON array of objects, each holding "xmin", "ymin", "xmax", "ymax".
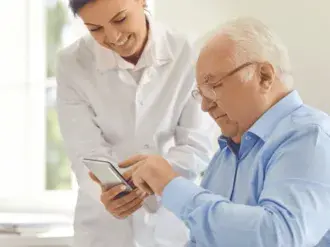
[{"xmin": 259, "ymin": 62, "xmax": 275, "ymax": 92}]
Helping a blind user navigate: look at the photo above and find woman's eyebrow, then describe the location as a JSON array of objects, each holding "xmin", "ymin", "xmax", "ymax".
[{"xmin": 84, "ymin": 9, "xmax": 127, "ymax": 26}]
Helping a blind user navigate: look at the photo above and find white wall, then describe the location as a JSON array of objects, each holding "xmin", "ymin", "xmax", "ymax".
[{"xmin": 154, "ymin": 0, "xmax": 330, "ymax": 114}]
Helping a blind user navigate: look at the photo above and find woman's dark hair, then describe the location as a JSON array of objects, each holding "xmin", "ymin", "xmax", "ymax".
[
  {"xmin": 69, "ymin": 0, "xmax": 94, "ymax": 15},
  {"xmin": 69, "ymin": 0, "xmax": 148, "ymax": 15}
]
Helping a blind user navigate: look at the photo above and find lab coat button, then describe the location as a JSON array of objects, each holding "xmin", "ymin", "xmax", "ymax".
[{"xmin": 144, "ymin": 144, "xmax": 150, "ymax": 149}]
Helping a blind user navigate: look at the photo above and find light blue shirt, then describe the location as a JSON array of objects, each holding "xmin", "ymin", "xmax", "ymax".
[{"xmin": 162, "ymin": 91, "xmax": 330, "ymax": 247}]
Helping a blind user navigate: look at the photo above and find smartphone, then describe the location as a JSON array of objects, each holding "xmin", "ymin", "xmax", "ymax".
[
  {"xmin": 83, "ymin": 157, "xmax": 158, "ymax": 213},
  {"xmin": 82, "ymin": 158, "xmax": 134, "ymax": 195}
]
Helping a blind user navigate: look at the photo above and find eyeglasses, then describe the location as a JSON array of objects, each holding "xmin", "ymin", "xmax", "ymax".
[{"xmin": 192, "ymin": 61, "xmax": 257, "ymax": 103}]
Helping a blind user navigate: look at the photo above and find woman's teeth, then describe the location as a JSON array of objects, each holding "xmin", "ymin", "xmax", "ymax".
[{"xmin": 116, "ymin": 36, "xmax": 129, "ymax": 46}]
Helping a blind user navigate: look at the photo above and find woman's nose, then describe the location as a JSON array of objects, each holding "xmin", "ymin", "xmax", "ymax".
[{"xmin": 104, "ymin": 26, "xmax": 121, "ymax": 44}]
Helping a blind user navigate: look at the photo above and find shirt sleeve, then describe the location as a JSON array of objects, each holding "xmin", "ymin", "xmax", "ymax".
[
  {"xmin": 162, "ymin": 125, "xmax": 330, "ymax": 247},
  {"xmin": 56, "ymin": 51, "xmax": 113, "ymax": 201}
]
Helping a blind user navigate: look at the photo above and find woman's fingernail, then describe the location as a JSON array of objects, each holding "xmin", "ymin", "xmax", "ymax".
[{"xmin": 120, "ymin": 185, "xmax": 127, "ymax": 191}]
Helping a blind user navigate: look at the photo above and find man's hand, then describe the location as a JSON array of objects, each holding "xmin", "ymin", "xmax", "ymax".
[
  {"xmin": 89, "ymin": 172, "xmax": 147, "ymax": 219},
  {"xmin": 119, "ymin": 155, "xmax": 179, "ymax": 196}
]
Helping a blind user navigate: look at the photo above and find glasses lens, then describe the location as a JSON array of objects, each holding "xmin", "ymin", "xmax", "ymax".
[{"xmin": 200, "ymin": 86, "xmax": 215, "ymax": 101}]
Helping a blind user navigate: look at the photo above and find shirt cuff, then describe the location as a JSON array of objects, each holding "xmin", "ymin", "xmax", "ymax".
[{"xmin": 161, "ymin": 177, "xmax": 205, "ymax": 219}]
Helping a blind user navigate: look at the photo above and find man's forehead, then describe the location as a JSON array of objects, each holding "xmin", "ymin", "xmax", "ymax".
[
  {"xmin": 196, "ymin": 54, "xmax": 217, "ymax": 83},
  {"xmin": 196, "ymin": 55, "xmax": 215, "ymax": 79},
  {"xmin": 196, "ymin": 59, "xmax": 226, "ymax": 84},
  {"xmin": 197, "ymin": 56, "xmax": 234, "ymax": 84}
]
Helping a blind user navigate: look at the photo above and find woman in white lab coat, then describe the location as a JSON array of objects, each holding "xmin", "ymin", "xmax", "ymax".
[{"xmin": 56, "ymin": 0, "xmax": 213, "ymax": 247}]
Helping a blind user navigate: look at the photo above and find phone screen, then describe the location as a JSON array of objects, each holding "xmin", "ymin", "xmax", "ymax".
[{"xmin": 82, "ymin": 158, "xmax": 134, "ymax": 192}]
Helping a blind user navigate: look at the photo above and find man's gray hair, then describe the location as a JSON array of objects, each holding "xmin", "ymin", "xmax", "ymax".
[{"xmin": 196, "ymin": 17, "xmax": 293, "ymax": 87}]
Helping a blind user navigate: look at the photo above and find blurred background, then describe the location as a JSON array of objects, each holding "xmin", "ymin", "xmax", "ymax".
[{"xmin": 0, "ymin": 0, "xmax": 329, "ymax": 246}]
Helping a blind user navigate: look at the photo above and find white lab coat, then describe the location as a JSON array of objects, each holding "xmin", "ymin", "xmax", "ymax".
[{"xmin": 56, "ymin": 17, "xmax": 214, "ymax": 247}]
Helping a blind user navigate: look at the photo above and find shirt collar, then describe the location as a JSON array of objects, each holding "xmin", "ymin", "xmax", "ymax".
[
  {"xmin": 218, "ymin": 135, "xmax": 241, "ymax": 155},
  {"xmin": 218, "ymin": 135, "xmax": 228, "ymax": 150},
  {"xmin": 248, "ymin": 90, "xmax": 303, "ymax": 141},
  {"xmin": 94, "ymin": 15, "xmax": 174, "ymax": 72}
]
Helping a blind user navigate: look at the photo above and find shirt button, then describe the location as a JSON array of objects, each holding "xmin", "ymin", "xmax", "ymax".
[{"xmin": 245, "ymin": 136, "xmax": 251, "ymax": 141}]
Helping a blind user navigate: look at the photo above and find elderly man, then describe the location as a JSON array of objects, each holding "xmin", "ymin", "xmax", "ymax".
[{"xmin": 92, "ymin": 17, "xmax": 330, "ymax": 246}]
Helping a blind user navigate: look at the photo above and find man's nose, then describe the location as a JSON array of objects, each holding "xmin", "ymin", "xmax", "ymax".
[{"xmin": 201, "ymin": 97, "xmax": 214, "ymax": 112}]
